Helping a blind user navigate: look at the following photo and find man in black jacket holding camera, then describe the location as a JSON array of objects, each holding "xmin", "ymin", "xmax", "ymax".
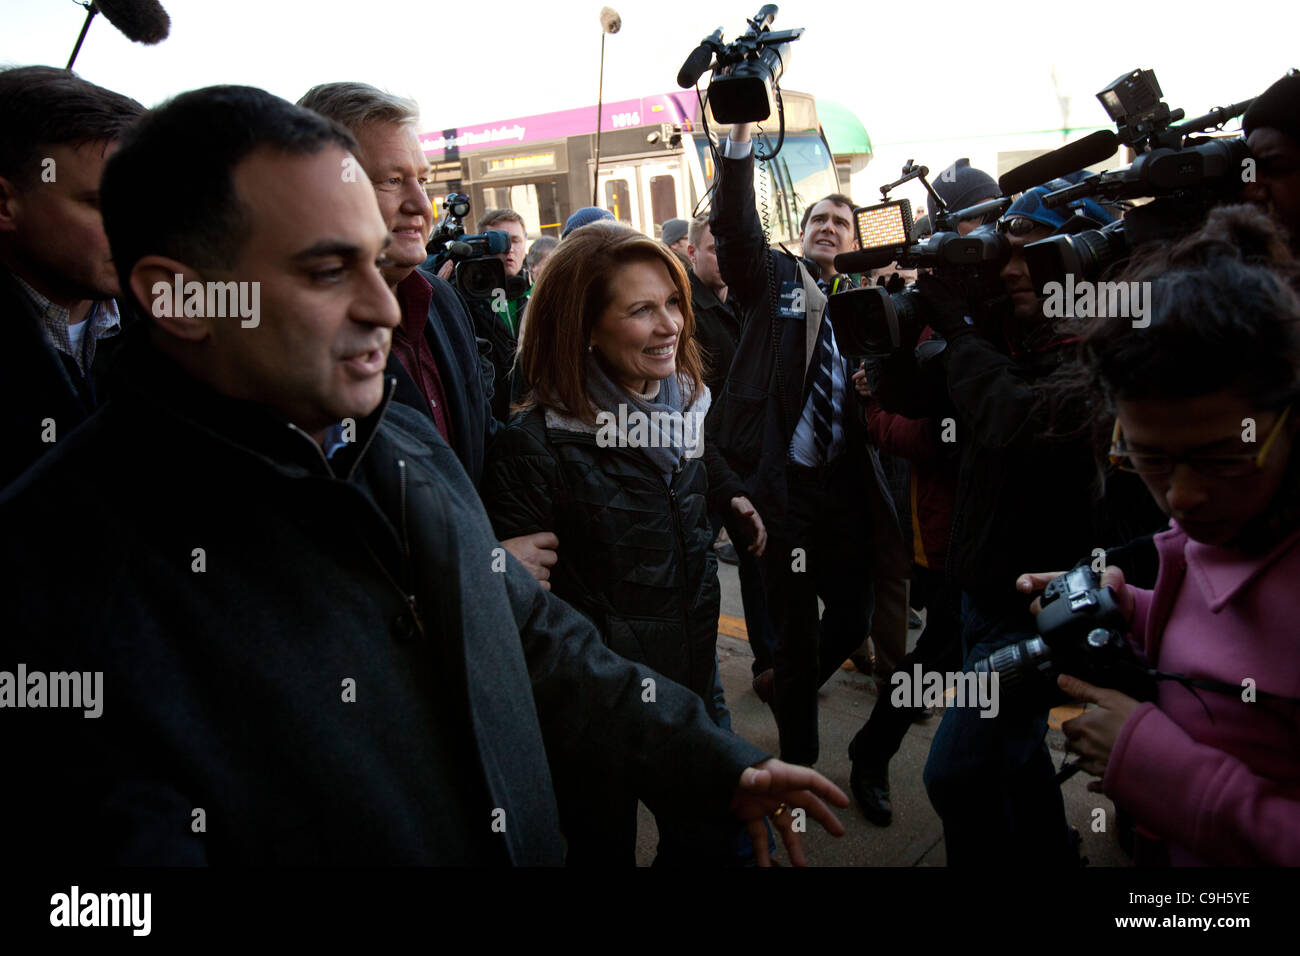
[{"xmin": 706, "ymin": 121, "xmax": 889, "ymax": 767}]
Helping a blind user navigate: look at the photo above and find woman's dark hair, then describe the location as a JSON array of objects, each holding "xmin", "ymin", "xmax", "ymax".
[
  {"xmin": 1084, "ymin": 204, "xmax": 1300, "ymax": 409},
  {"xmin": 516, "ymin": 221, "xmax": 705, "ymax": 419},
  {"xmin": 1067, "ymin": 204, "xmax": 1300, "ymax": 550}
]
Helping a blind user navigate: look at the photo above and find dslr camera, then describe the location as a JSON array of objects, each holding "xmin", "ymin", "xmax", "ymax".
[
  {"xmin": 425, "ymin": 192, "xmax": 514, "ymax": 300},
  {"xmin": 971, "ymin": 566, "xmax": 1156, "ymax": 711},
  {"xmin": 676, "ymin": 4, "xmax": 804, "ymax": 126}
]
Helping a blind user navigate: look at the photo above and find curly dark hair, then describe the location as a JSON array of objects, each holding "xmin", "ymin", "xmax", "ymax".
[{"xmin": 1053, "ymin": 203, "xmax": 1300, "ymax": 551}]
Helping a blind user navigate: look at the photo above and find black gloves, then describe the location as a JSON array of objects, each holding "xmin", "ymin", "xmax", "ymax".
[{"xmin": 914, "ymin": 273, "xmax": 977, "ymax": 342}]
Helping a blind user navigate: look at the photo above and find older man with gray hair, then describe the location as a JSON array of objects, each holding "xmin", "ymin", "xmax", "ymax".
[{"xmin": 298, "ymin": 82, "xmax": 559, "ymax": 586}]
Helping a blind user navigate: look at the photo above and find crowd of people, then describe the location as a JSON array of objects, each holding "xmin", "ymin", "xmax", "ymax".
[{"xmin": 1, "ymin": 60, "xmax": 1297, "ymax": 867}]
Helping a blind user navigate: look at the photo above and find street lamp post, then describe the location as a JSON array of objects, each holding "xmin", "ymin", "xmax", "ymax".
[{"xmin": 593, "ymin": 7, "xmax": 622, "ymax": 207}]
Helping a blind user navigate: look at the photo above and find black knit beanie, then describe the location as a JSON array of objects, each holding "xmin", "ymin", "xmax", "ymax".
[
  {"xmin": 931, "ymin": 157, "xmax": 999, "ymax": 214},
  {"xmin": 1244, "ymin": 69, "xmax": 1300, "ymax": 141}
]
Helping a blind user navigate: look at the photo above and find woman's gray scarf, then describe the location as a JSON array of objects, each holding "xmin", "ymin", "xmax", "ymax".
[{"xmin": 583, "ymin": 353, "xmax": 701, "ymax": 484}]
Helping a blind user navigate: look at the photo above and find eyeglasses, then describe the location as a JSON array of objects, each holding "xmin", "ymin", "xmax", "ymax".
[
  {"xmin": 999, "ymin": 216, "xmax": 1044, "ymax": 238},
  {"xmin": 1108, "ymin": 405, "xmax": 1293, "ymax": 478}
]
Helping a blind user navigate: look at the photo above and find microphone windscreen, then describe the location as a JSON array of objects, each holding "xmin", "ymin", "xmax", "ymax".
[
  {"xmin": 998, "ymin": 130, "xmax": 1118, "ymax": 196},
  {"xmin": 95, "ymin": 0, "xmax": 171, "ymax": 45},
  {"xmin": 599, "ymin": 7, "xmax": 621, "ymax": 34},
  {"xmin": 677, "ymin": 43, "xmax": 714, "ymax": 88}
]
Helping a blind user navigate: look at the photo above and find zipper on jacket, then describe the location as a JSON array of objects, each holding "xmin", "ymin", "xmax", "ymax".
[
  {"xmin": 666, "ymin": 463, "xmax": 694, "ymax": 686},
  {"xmin": 394, "ymin": 458, "xmax": 426, "ymax": 638},
  {"xmin": 286, "ymin": 422, "xmax": 334, "ymax": 472}
]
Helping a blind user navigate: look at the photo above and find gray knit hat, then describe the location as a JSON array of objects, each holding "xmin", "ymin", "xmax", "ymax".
[{"xmin": 661, "ymin": 218, "xmax": 690, "ymax": 246}]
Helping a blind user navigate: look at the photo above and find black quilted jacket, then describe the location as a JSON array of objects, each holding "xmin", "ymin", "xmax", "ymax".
[{"xmin": 482, "ymin": 403, "xmax": 731, "ymax": 716}]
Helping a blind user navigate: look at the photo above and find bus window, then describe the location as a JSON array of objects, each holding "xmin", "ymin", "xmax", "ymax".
[
  {"xmin": 476, "ymin": 182, "xmax": 558, "ymax": 237},
  {"xmin": 507, "ymin": 184, "xmax": 543, "ymax": 236},
  {"xmin": 605, "ymin": 179, "xmax": 633, "ymax": 225},
  {"xmin": 691, "ymin": 131, "xmax": 835, "ymax": 244},
  {"xmin": 776, "ymin": 137, "xmax": 839, "ymax": 231},
  {"xmin": 648, "ymin": 175, "xmax": 677, "ymax": 236}
]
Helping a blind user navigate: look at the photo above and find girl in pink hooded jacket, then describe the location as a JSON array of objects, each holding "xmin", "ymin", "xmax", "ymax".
[{"xmin": 1025, "ymin": 208, "xmax": 1300, "ymax": 865}]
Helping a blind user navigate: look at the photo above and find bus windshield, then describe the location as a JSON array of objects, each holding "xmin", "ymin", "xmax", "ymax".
[{"xmin": 694, "ymin": 131, "xmax": 838, "ymax": 243}]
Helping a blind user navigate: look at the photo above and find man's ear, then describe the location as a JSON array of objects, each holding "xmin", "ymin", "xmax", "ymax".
[
  {"xmin": 130, "ymin": 256, "xmax": 214, "ymax": 343},
  {"xmin": 0, "ymin": 175, "xmax": 21, "ymax": 234}
]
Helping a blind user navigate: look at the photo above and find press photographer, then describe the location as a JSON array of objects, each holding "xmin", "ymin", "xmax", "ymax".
[
  {"xmin": 833, "ymin": 167, "xmax": 1167, "ymax": 864},
  {"xmin": 1021, "ymin": 204, "xmax": 1300, "ymax": 866}
]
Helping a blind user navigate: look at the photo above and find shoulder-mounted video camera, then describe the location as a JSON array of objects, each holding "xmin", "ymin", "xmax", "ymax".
[
  {"xmin": 827, "ymin": 161, "xmax": 1014, "ymax": 359},
  {"xmin": 1023, "ymin": 69, "xmax": 1254, "ymax": 292}
]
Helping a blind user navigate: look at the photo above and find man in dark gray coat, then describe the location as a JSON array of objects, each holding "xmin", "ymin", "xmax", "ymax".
[{"xmin": 0, "ymin": 86, "xmax": 846, "ymax": 865}]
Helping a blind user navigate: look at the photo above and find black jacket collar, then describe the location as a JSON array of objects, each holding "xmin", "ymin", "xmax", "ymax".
[{"xmin": 107, "ymin": 324, "xmax": 395, "ymax": 481}]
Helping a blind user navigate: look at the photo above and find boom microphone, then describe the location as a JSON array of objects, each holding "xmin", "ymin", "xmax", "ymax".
[
  {"xmin": 599, "ymin": 6, "xmax": 621, "ymax": 34},
  {"xmin": 67, "ymin": 0, "xmax": 171, "ymax": 70},
  {"xmin": 997, "ymin": 130, "xmax": 1119, "ymax": 196},
  {"xmin": 677, "ymin": 28, "xmax": 721, "ymax": 88},
  {"xmin": 97, "ymin": 0, "xmax": 171, "ymax": 44}
]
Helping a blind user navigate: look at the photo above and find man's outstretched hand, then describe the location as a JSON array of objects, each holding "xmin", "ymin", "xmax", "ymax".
[{"xmin": 729, "ymin": 758, "xmax": 849, "ymax": 866}]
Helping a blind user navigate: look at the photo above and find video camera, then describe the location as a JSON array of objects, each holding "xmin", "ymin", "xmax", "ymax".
[
  {"xmin": 827, "ymin": 161, "xmax": 1014, "ymax": 358},
  {"xmin": 676, "ymin": 4, "xmax": 804, "ymax": 126},
  {"xmin": 970, "ymin": 566, "xmax": 1156, "ymax": 712},
  {"xmin": 1023, "ymin": 69, "xmax": 1254, "ymax": 292},
  {"xmin": 425, "ymin": 192, "xmax": 514, "ymax": 300}
]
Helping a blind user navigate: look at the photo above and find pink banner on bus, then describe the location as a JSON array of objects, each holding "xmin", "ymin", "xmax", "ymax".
[{"xmin": 419, "ymin": 92, "xmax": 702, "ymax": 158}]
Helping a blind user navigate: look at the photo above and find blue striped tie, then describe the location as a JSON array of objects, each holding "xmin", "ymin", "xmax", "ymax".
[{"xmin": 809, "ymin": 316, "xmax": 835, "ymax": 462}]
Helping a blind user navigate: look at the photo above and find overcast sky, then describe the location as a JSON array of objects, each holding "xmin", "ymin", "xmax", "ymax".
[{"xmin": 6, "ymin": 0, "xmax": 1294, "ymax": 156}]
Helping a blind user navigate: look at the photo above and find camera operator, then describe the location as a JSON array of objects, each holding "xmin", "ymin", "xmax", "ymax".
[
  {"xmin": 1022, "ymin": 205, "xmax": 1300, "ymax": 865},
  {"xmin": 893, "ymin": 183, "xmax": 1167, "ymax": 866},
  {"xmin": 930, "ymin": 157, "xmax": 1000, "ymax": 236},
  {"xmin": 707, "ymin": 119, "xmax": 898, "ymax": 767},
  {"xmin": 1242, "ymin": 70, "xmax": 1300, "ymax": 255},
  {"xmin": 463, "ymin": 207, "xmax": 531, "ymax": 422}
]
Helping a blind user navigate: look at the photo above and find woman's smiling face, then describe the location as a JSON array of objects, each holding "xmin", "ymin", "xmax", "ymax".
[{"xmin": 589, "ymin": 258, "xmax": 683, "ymax": 394}]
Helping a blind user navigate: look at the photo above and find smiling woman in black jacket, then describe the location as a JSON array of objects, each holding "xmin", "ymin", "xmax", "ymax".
[{"xmin": 481, "ymin": 221, "xmax": 766, "ymax": 865}]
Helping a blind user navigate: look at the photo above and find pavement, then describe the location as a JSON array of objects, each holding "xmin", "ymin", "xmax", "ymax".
[{"xmin": 634, "ymin": 558, "xmax": 1132, "ymax": 867}]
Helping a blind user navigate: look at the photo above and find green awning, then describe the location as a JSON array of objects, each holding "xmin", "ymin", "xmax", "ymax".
[{"xmin": 818, "ymin": 99, "xmax": 872, "ymax": 157}]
